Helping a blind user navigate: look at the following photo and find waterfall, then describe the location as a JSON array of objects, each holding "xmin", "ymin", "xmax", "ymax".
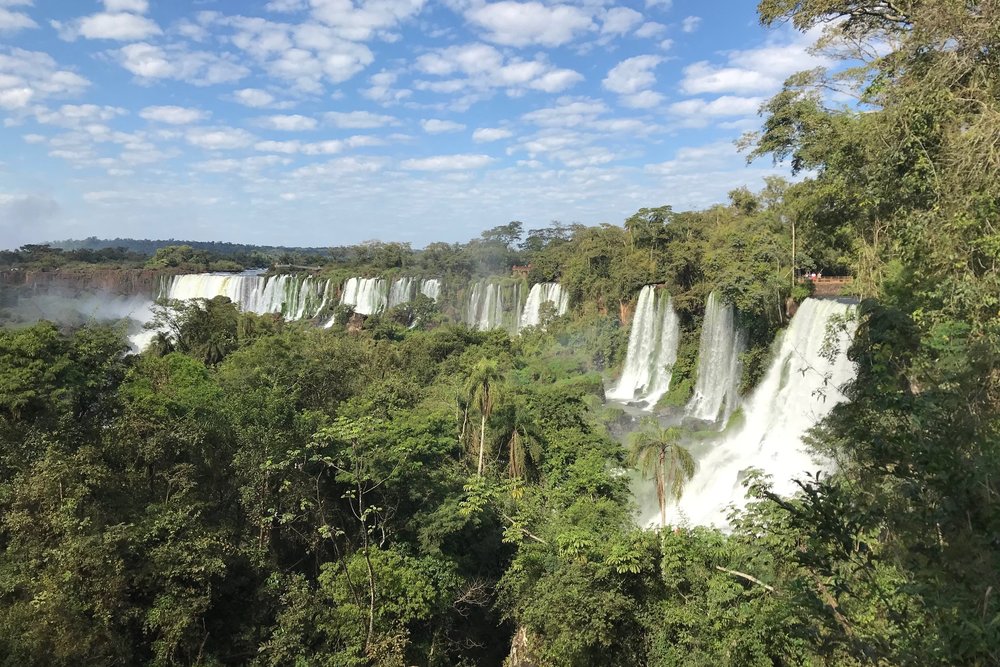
[
  {"xmin": 388, "ymin": 277, "xmax": 414, "ymax": 309},
  {"xmin": 607, "ymin": 285, "xmax": 681, "ymax": 407},
  {"xmin": 420, "ymin": 279, "xmax": 441, "ymax": 301},
  {"xmin": 340, "ymin": 277, "xmax": 387, "ymax": 315},
  {"xmin": 161, "ymin": 272, "xmax": 330, "ymax": 320},
  {"xmin": 674, "ymin": 298, "xmax": 857, "ymax": 528},
  {"xmin": 685, "ymin": 292, "xmax": 746, "ymax": 424},
  {"xmin": 465, "ymin": 280, "xmax": 524, "ymax": 332},
  {"xmin": 519, "ymin": 283, "xmax": 569, "ymax": 329}
]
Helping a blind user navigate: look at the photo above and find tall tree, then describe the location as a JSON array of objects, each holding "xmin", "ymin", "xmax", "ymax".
[
  {"xmin": 463, "ymin": 359, "xmax": 503, "ymax": 476},
  {"xmin": 628, "ymin": 422, "xmax": 695, "ymax": 529}
]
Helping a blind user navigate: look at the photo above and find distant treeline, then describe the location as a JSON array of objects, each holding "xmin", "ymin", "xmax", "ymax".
[{"xmin": 53, "ymin": 236, "xmax": 331, "ymax": 259}]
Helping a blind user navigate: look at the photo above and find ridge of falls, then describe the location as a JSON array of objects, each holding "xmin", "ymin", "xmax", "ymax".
[
  {"xmin": 685, "ymin": 292, "xmax": 746, "ymax": 424},
  {"xmin": 161, "ymin": 272, "xmax": 331, "ymax": 320},
  {"xmin": 465, "ymin": 280, "xmax": 524, "ymax": 332},
  {"xmin": 519, "ymin": 283, "xmax": 569, "ymax": 329},
  {"xmin": 339, "ymin": 276, "xmax": 442, "ymax": 316},
  {"xmin": 606, "ymin": 285, "xmax": 681, "ymax": 408},
  {"xmin": 464, "ymin": 281, "xmax": 569, "ymax": 333},
  {"xmin": 674, "ymin": 298, "xmax": 857, "ymax": 528}
]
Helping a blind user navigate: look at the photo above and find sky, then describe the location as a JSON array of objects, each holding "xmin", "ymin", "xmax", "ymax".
[{"xmin": 0, "ymin": 0, "xmax": 831, "ymax": 249}]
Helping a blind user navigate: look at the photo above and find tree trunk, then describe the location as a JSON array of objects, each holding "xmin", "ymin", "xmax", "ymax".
[
  {"xmin": 477, "ymin": 413, "xmax": 487, "ymax": 475},
  {"xmin": 658, "ymin": 449, "xmax": 666, "ymax": 529}
]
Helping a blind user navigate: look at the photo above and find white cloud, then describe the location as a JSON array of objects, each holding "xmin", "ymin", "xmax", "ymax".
[
  {"xmin": 362, "ymin": 69, "xmax": 411, "ymax": 104},
  {"xmin": 603, "ymin": 55, "xmax": 661, "ymax": 94},
  {"xmin": 325, "ymin": 110, "xmax": 398, "ymax": 128},
  {"xmin": 118, "ymin": 43, "xmax": 249, "ymax": 85},
  {"xmin": 36, "ymin": 104, "xmax": 127, "ymax": 126},
  {"xmin": 233, "ymin": 88, "xmax": 275, "ymax": 108},
  {"xmin": 57, "ymin": 12, "xmax": 161, "ymax": 41},
  {"xmin": 139, "ymin": 105, "xmax": 209, "ymax": 124},
  {"xmin": 466, "ymin": 2, "xmax": 593, "ymax": 47},
  {"xmin": 309, "ymin": 0, "xmax": 427, "ymax": 41},
  {"xmin": 421, "ymin": 118, "xmax": 465, "ymax": 133},
  {"xmin": 415, "ymin": 43, "xmax": 582, "ymax": 98},
  {"xmin": 473, "ymin": 127, "xmax": 512, "ymax": 142},
  {"xmin": 0, "ymin": 7, "xmax": 36, "ymax": 33},
  {"xmin": 266, "ymin": 0, "xmax": 306, "ymax": 11},
  {"xmin": 0, "ymin": 85, "xmax": 32, "ymax": 109},
  {"xmin": 0, "ymin": 47, "xmax": 89, "ymax": 110},
  {"xmin": 103, "ymin": 0, "xmax": 148, "ymax": 12},
  {"xmin": 186, "ymin": 126, "xmax": 256, "ymax": 150},
  {"xmin": 257, "ymin": 114, "xmax": 318, "ymax": 131},
  {"xmin": 634, "ymin": 21, "xmax": 665, "ymax": 39},
  {"xmin": 645, "ymin": 0, "xmax": 672, "ymax": 8},
  {"xmin": 401, "ymin": 154, "xmax": 495, "ymax": 171},
  {"xmin": 669, "ymin": 95, "xmax": 763, "ymax": 118},
  {"xmin": 681, "ymin": 16, "xmax": 701, "ymax": 33},
  {"xmin": 601, "ymin": 7, "xmax": 642, "ymax": 35},
  {"xmin": 622, "ymin": 90, "xmax": 663, "ymax": 109},
  {"xmin": 679, "ymin": 30, "xmax": 830, "ymax": 96}
]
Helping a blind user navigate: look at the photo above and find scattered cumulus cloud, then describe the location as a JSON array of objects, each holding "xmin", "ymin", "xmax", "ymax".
[
  {"xmin": 421, "ymin": 118, "xmax": 465, "ymax": 134},
  {"xmin": 185, "ymin": 126, "xmax": 256, "ymax": 150},
  {"xmin": 681, "ymin": 16, "xmax": 701, "ymax": 33},
  {"xmin": 400, "ymin": 153, "xmax": 495, "ymax": 171},
  {"xmin": 256, "ymin": 114, "xmax": 318, "ymax": 131},
  {"xmin": 473, "ymin": 127, "xmax": 512, "ymax": 142},
  {"xmin": 602, "ymin": 55, "xmax": 664, "ymax": 108},
  {"xmin": 54, "ymin": 12, "xmax": 161, "ymax": 41},
  {"xmin": 0, "ymin": 47, "xmax": 89, "ymax": 110},
  {"xmin": 600, "ymin": 7, "xmax": 643, "ymax": 36},
  {"xmin": 232, "ymin": 88, "xmax": 275, "ymax": 108},
  {"xmin": 325, "ymin": 110, "xmax": 398, "ymax": 128},
  {"xmin": 466, "ymin": 2, "xmax": 594, "ymax": 47},
  {"xmin": 118, "ymin": 42, "xmax": 249, "ymax": 86},
  {"xmin": 139, "ymin": 105, "xmax": 208, "ymax": 124},
  {"xmin": 0, "ymin": 6, "xmax": 36, "ymax": 33}
]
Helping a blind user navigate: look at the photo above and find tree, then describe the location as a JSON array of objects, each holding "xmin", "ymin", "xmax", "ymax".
[
  {"xmin": 462, "ymin": 359, "xmax": 503, "ymax": 476},
  {"xmin": 628, "ymin": 421, "xmax": 695, "ymax": 529}
]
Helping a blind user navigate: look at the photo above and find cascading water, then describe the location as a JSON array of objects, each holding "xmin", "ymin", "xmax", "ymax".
[
  {"xmin": 685, "ymin": 292, "xmax": 746, "ymax": 424},
  {"xmin": 673, "ymin": 298, "xmax": 857, "ymax": 528},
  {"xmin": 340, "ymin": 277, "xmax": 387, "ymax": 315},
  {"xmin": 607, "ymin": 285, "xmax": 682, "ymax": 407},
  {"xmin": 465, "ymin": 280, "xmax": 524, "ymax": 332},
  {"xmin": 161, "ymin": 272, "xmax": 331, "ymax": 320},
  {"xmin": 388, "ymin": 277, "xmax": 414, "ymax": 308},
  {"xmin": 420, "ymin": 279, "xmax": 441, "ymax": 301},
  {"xmin": 519, "ymin": 283, "xmax": 569, "ymax": 329}
]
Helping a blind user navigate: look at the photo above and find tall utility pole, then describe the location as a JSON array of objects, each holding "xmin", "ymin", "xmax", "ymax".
[{"xmin": 784, "ymin": 215, "xmax": 795, "ymax": 288}]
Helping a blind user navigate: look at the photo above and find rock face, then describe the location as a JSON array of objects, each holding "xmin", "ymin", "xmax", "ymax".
[
  {"xmin": 507, "ymin": 627, "xmax": 539, "ymax": 667},
  {"xmin": 1, "ymin": 268, "xmax": 166, "ymax": 297}
]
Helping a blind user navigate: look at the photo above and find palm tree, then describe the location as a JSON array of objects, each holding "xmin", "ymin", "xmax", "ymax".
[
  {"xmin": 463, "ymin": 359, "xmax": 503, "ymax": 475},
  {"xmin": 628, "ymin": 421, "xmax": 695, "ymax": 529},
  {"xmin": 502, "ymin": 400, "xmax": 543, "ymax": 481}
]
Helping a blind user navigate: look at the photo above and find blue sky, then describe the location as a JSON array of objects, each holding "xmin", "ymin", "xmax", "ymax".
[{"xmin": 0, "ymin": 0, "xmax": 830, "ymax": 249}]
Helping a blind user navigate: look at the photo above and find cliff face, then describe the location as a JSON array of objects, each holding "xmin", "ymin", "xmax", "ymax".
[{"xmin": 0, "ymin": 268, "xmax": 167, "ymax": 297}]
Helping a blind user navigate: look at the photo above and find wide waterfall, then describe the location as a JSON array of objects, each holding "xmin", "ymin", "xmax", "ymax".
[
  {"xmin": 674, "ymin": 298, "xmax": 857, "ymax": 527},
  {"xmin": 607, "ymin": 285, "xmax": 681, "ymax": 407},
  {"xmin": 465, "ymin": 280, "xmax": 524, "ymax": 332},
  {"xmin": 161, "ymin": 272, "xmax": 331, "ymax": 320},
  {"xmin": 420, "ymin": 279, "xmax": 441, "ymax": 301},
  {"xmin": 340, "ymin": 277, "xmax": 387, "ymax": 315},
  {"xmin": 342, "ymin": 276, "xmax": 442, "ymax": 316},
  {"xmin": 519, "ymin": 283, "xmax": 569, "ymax": 329},
  {"xmin": 685, "ymin": 292, "xmax": 746, "ymax": 424}
]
